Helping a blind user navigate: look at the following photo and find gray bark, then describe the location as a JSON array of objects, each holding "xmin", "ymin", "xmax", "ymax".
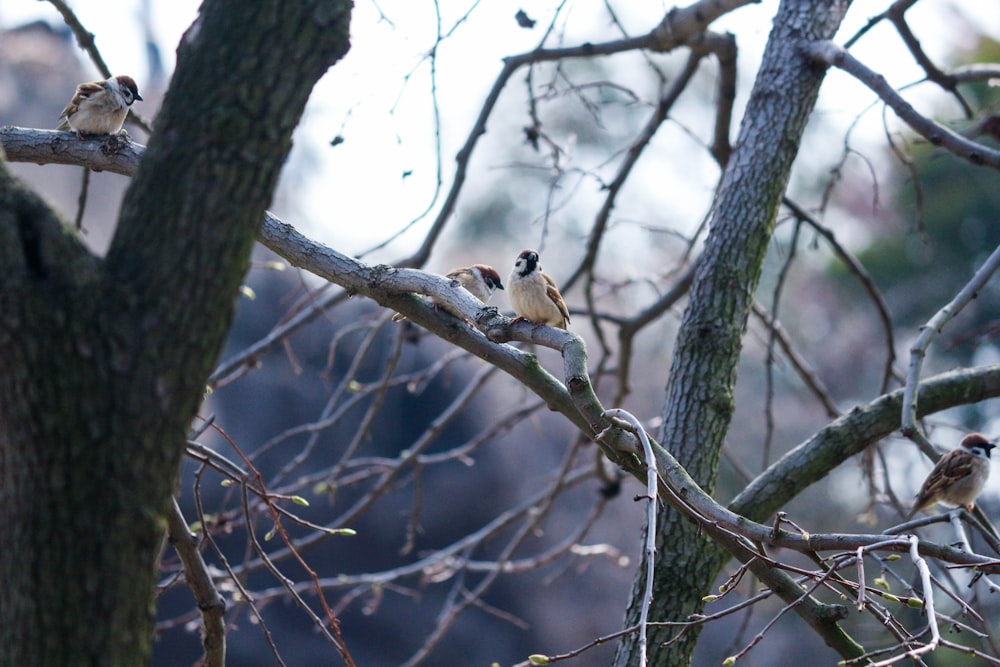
[{"xmin": 614, "ymin": 1, "xmax": 853, "ymax": 665}]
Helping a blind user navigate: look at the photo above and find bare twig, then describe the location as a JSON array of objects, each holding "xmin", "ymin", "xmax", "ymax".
[
  {"xmin": 869, "ymin": 535, "xmax": 938, "ymax": 666},
  {"xmin": 750, "ymin": 302, "xmax": 840, "ymax": 418},
  {"xmin": 874, "ymin": 1, "xmax": 972, "ymax": 116},
  {"xmin": 602, "ymin": 409, "xmax": 658, "ymax": 667},
  {"xmin": 562, "ymin": 47, "xmax": 703, "ymax": 294},
  {"xmin": 783, "ymin": 197, "xmax": 898, "ymax": 392},
  {"xmin": 805, "ymin": 41, "xmax": 1000, "ymax": 171},
  {"xmin": 166, "ymin": 497, "xmax": 227, "ymax": 667},
  {"xmin": 900, "ymin": 244, "xmax": 1000, "ymax": 446},
  {"xmin": 73, "ymin": 167, "xmax": 90, "ymax": 230},
  {"xmin": 761, "ymin": 218, "xmax": 803, "ymax": 467}
]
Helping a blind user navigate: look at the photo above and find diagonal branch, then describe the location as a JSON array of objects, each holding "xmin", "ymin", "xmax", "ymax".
[
  {"xmin": 805, "ymin": 41, "xmax": 1000, "ymax": 170},
  {"xmin": 166, "ymin": 497, "xmax": 226, "ymax": 667}
]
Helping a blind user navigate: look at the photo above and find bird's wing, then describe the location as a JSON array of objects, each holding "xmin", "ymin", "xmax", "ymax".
[
  {"xmin": 58, "ymin": 81, "xmax": 105, "ymax": 122},
  {"xmin": 76, "ymin": 81, "xmax": 106, "ymax": 98},
  {"xmin": 916, "ymin": 450, "xmax": 975, "ymax": 503},
  {"xmin": 543, "ymin": 274, "xmax": 570, "ymax": 324}
]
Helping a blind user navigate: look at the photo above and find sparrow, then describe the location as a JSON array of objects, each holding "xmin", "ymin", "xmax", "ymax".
[
  {"xmin": 57, "ymin": 75, "xmax": 143, "ymax": 139},
  {"xmin": 507, "ymin": 249, "xmax": 570, "ymax": 329},
  {"xmin": 906, "ymin": 432, "xmax": 995, "ymax": 519},
  {"xmin": 392, "ymin": 264, "xmax": 504, "ymax": 322}
]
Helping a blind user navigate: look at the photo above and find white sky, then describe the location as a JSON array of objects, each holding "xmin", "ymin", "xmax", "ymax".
[{"xmin": 2, "ymin": 1, "xmax": 999, "ymax": 260}]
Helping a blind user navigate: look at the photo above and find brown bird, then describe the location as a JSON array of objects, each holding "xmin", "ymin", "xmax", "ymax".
[
  {"xmin": 507, "ymin": 249, "xmax": 570, "ymax": 329},
  {"xmin": 392, "ymin": 264, "xmax": 504, "ymax": 322},
  {"xmin": 57, "ymin": 75, "xmax": 142, "ymax": 138},
  {"xmin": 906, "ymin": 433, "xmax": 994, "ymax": 519}
]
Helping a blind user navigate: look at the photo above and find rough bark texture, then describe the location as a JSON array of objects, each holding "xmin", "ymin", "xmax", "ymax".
[
  {"xmin": 613, "ymin": 2, "xmax": 851, "ymax": 665},
  {"xmin": 0, "ymin": 2, "xmax": 352, "ymax": 665}
]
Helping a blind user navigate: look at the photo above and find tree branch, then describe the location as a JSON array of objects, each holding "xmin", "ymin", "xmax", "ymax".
[
  {"xmin": 731, "ymin": 365, "xmax": 1000, "ymax": 521},
  {"xmin": 805, "ymin": 40, "xmax": 1000, "ymax": 170},
  {"xmin": 0, "ymin": 127, "xmax": 142, "ymax": 175},
  {"xmin": 166, "ymin": 497, "xmax": 226, "ymax": 667}
]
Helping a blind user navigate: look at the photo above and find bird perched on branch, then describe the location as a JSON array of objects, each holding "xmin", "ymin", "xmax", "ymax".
[
  {"xmin": 507, "ymin": 249, "xmax": 570, "ymax": 329},
  {"xmin": 57, "ymin": 75, "xmax": 142, "ymax": 139},
  {"xmin": 906, "ymin": 432, "xmax": 995, "ymax": 519},
  {"xmin": 392, "ymin": 264, "xmax": 504, "ymax": 322}
]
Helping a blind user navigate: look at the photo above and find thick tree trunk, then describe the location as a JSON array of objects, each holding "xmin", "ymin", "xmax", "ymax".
[
  {"xmin": 614, "ymin": 1, "xmax": 851, "ymax": 665},
  {"xmin": 0, "ymin": 2, "xmax": 351, "ymax": 664}
]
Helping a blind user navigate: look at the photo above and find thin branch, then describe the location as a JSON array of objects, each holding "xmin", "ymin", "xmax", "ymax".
[
  {"xmin": 601, "ymin": 409, "xmax": 658, "ymax": 667},
  {"xmin": 901, "ymin": 243, "xmax": 1000, "ymax": 445},
  {"xmin": 869, "ymin": 535, "xmax": 938, "ymax": 666},
  {"xmin": 247, "ymin": 466, "xmax": 595, "ymax": 592},
  {"xmin": 884, "ymin": 1, "xmax": 972, "ymax": 117},
  {"xmin": 783, "ymin": 197, "xmax": 898, "ymax": 392},
  {"xmin": 562, "ymin": 48, "xmax": 703, "ymax": 294},
  {"xmin": 189, "ymin": 461, "xmax": 286, "ymax": 666},
  {"xmin": 228, "ymin": 436, "xmax": 356, "ymax": 665},
  {"xmin": 398, "ymin": 433, "xmax": 590, "ymax": 667},
  {"xmin": 615, "ymin": 261, "xmax": 698, "ymax": 397},
  {"xmin": 805, "ymin": 41, "xmax": 1000, "ymax": 170},
  {"xmin": 750, "ymin": 302, "xmax": 840, "ymax": 419},
  {"xmin": 73, "ymin": 167, "xmax": 90, "ymax": 230},
  {"xmin": 210, "ymin": 287, "xmax": 347, "ymax": 387},
  {"xmin": 843, "ymin": 0, "xmax": 917, "ymax": 48},
  {"xmin": 166, "ymin": 497, "xmax": 227, "ymax": 667},
  {"xmin": 762, "ymin": 218, "xmax": 803, "ymax": 467}
]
